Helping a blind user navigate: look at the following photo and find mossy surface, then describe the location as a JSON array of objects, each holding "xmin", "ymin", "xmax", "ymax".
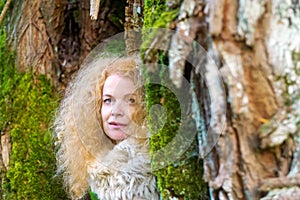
[
  {"xmin": 144, "ymin": 0, "xmax": 179, "ymax": 29},
  {"xmin": 141, "ymin": 0, "xmax": 179, "ymax": 58},
  {"xmin": 144, "ymin": 56, "xmax": 208, "ymax": 199},
  {"xmin": 143, "ymin": 0, "xmax": 208, "ymax": 199},
  {"xmin": 0, "ymin": 29, "xmax": 67, "ymax": 199}
]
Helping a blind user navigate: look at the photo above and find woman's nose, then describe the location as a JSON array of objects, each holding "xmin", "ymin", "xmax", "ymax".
[{"xmin": 111, "ymin": 101, "xmax": 124, "ymax": 116}]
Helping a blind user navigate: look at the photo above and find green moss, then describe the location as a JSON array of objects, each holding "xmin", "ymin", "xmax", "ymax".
[
  {"xmin": 142, "ymin": 0, "xmax": 178, "ymax": 46},
  {"xmin": 144, "ymin": 0, "xmax": 165, "ymax": 28},
  {"xmin": 142, "ymin": 0, "xmax": 178, "ymax": 50},
  {"xmin": 144, "ymin": 59, "xmax": 207, "ymax": 199},
  {"xmin": 140, "ymin": 8, "xmax": 178, "ymax": 60},
  {"xmin": 144, "ymin": 0, "xmax": 179, "ymax": 28},
  {"xmin": 142, "ymin": 1, "xmax": 208, "ymax": 198},
  {"xmin": 0, "ymin": 29, "xmax": 67, "ymax": 199},
  {"xmin": 0, "ymin": 0, "xmax": 5, "ymax": 11},
  {"xmin": 141, "ymin": 0, "xmax": 179, "ymax": 67}
]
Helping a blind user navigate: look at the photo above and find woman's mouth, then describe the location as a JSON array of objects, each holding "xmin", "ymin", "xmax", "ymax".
[{"xmin": 108, "ymin": 122, "xmax": 126, "ymax": 129}]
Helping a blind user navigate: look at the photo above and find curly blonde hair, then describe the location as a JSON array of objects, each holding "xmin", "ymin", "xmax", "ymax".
[{"xmin": 53, "ymin": 56, "xmax": 146, "ymax": 199}]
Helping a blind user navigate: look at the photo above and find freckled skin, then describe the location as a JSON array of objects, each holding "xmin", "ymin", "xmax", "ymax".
[{"xmin": 101, "ymin": 74, "xmax": 138, "ymax": 142}]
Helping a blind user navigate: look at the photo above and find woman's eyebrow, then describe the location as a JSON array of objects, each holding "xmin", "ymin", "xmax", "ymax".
[
  {"xmin": 124, "ymin": 93, "xmax": 137, "ymax": 97},
  {"xmin": 102, "ymin": 94, "xmax": 112, "ymax": 97},
  {"xmin": 102, "ymin": 93, "xmax": 137, "ymax": 98}
]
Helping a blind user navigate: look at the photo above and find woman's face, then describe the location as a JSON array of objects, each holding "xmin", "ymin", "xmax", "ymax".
[{"xmin": 101, "ymin": 74, "xmax": 139, "ymax": 142}]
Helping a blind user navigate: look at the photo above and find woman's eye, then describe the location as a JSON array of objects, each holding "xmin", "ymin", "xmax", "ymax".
[
  {"xmin": 128, "ymin": 98, "xmax": 136, "ymax": 104},
  {"xmin": 103, "ymin": 98, "xmax": 112, "ymax": 104}
]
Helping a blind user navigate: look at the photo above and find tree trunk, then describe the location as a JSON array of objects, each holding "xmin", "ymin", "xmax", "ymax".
[
  {"xmin": 124, "ymin": 0, "xmax": 143, "ymax": 55},
  {"xmin": 6, "ymin": 0, "xmax": 125, "ymax": 89},
  {"xmin": 1, "ymin": 0, "xmax": 299, "ymax": 199},
  {"xmin": 206, "ymin": 0, "xmax": 300, "ymax": 199},
  {"xmin": 1, "ymin": 0, "xmax": 125, "ymax": 199},
  {"xmin": 142, "ymin": 0, "xmax": 300, "ymax": 199}
]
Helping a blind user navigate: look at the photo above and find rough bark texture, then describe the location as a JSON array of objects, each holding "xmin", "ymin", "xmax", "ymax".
[
  {"xmin": 143, "ymin": 0, "xmax": 300, "ymax": 199},
  {"xmin": 1, "ymin": 0, "xmax": 125, "ymax": 199},
  {"xmin": 142, "ymin": 0, "xmax": 209, "ymax": 199},
  {"xmin": 1, "ymin": 0, "xmax": 300, "ymax": 199},
  {"xmin": 124, "ymin": 0, "xmax": 143, "ymax": 55},
  {"xmin": 6, "ymin": 0, "xmax": 61, "ymax": 82},
  {"xmin": 6, "ymin": 0, "xmax": 124, "ymax": 89},
  {"xmin": 206, "ymin": 0, "xmax": 300, "ymax": 199}
]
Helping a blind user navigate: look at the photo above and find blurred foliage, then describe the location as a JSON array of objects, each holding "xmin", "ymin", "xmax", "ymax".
[
  {"xmin": 0, "ymin": 27, "xmax": 67, "ymax": 199},
  {"xmin": 104, "ymin": 39, "xmax": 126, "ymax": 56},
  {"xmin": 0, "ymin": 0, "xmax": 4, "ymax": 10}
]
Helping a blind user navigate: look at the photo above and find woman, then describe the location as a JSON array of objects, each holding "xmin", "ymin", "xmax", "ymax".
[{"xmin": 53, "ymin": 56, "xmax": 159, "ymax": 200}]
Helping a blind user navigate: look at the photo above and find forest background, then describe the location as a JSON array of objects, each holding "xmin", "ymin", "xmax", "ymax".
[{"xmin": 0, "ymin": 0, "xmax": 300, "ymax": 199}]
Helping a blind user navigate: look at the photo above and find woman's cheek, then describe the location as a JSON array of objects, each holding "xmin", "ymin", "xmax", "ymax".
[
  {"xmin": 128, "ymin": 106, "xmax": 137, "ymax": 119},
  {"xmin": 101, "ymin": 105, "xmax": 111, "ymax": 120}
]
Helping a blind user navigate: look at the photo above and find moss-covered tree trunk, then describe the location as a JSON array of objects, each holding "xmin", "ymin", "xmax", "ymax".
[
  {"xmin": 143, "ymin": 0, "xmax": 300, "ymax": 199},
  {"xmin": 0, "ymin": 0, "xmax": 125, "ymax": 199},
  {"xmin": 142, "ymin": 0, "xmax": 209, "ymax": 199},
  {"xmin": 2, "ymin": 0, "xmax": 300, "ymax": 199},
  {"xmin": 6, "ymin": 0, "xmax": 125, "ymax": 89}
]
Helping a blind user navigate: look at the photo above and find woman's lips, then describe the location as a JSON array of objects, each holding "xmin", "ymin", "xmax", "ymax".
[{"xmin": 108, "ymin": 122, "xmax": 126, "ymax": 129}]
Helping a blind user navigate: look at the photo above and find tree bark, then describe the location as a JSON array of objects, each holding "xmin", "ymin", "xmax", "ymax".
[
  {"xmin": 143, "ymin": 0, "xmax": 300, "ymax": 199},
  {"xmin": 124, "ymin": 0, "xmax": 143, "ymax": 55},
  {"xmin": 2, "ymin": 0, "xmax": 299, "ymax": 199},
  {"xmin": 0, "ymin": 0, "xmax": 13, "ymax": 26},
  {"xmin": 205, "ymin": 0, "xmax": 300, "ymax": 199},
  {"xmin": 6, "ymin": 0, "xmax": 125, "ymax": 89},
  {"xmin": 1, "ymin": 0, "xmax": 125, "ymax": 198}
]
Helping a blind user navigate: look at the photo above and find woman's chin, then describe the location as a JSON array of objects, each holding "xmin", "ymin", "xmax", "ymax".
[{"xmin": 107, "ymin": 130, "xmax": 128, "ymax": 142}]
